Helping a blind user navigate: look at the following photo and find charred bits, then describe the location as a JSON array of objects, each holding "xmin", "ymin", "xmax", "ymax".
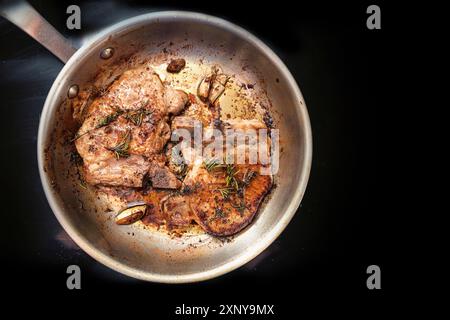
[{"xmin": 167, "ymin": 58, "xmax": 186, "ymax": 73}]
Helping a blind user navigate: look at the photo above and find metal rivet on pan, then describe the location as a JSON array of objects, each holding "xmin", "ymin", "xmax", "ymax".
[
  {"xmin": 100, "ymin": 47, "xmax": 114, "ymax": 59},
  {"xmin": 67, "ymin": 84, "xmax": 79, "ymax": 99}
]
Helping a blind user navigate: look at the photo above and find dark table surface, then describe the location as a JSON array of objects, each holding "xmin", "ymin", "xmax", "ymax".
[{"xmin": 0, "ymin": 0, "xmax": 388, "ymax": 314}]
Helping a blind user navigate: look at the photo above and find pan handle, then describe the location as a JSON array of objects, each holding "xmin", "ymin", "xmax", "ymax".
[{"xmin": 0, "ymin": 0, "xmax": 77, "ymax": 63}]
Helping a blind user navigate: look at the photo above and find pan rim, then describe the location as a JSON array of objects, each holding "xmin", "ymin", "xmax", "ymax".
[{"xmin": 37, "ymin": 10, "xmax": 313, "ymax": 283}]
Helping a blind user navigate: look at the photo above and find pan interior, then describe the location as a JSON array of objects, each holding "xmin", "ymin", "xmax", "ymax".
[{"xmin": 41, "ymin": 13, "xmax": 310, "ymax": 282}]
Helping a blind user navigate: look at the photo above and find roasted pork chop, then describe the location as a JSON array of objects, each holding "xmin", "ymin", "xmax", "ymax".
[
  {"xmin": 75, "ymin": 65, "xmax": 187, "ymax": 187},
  {"xmin": 182, "ymin": 158, "xmax": 272, "ymax": 236}
]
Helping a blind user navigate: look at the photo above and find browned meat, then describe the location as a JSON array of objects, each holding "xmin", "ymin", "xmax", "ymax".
[
  {"xmin": 166, "ymin": 58, "xmax": 186, "ymax": 73},
  {"xmin": 129, "ymin": 120, "xmax": 171, "ymax": 157},
  {"xmin": 136, "ymin": 153, "xmax": 271, "ymax": 235},
  {"xmin": 165, "ymin": 88, "xmax": 189, "ymax": 115},
  {"xmin": 85, "ymin": 67, "xmax": 168, "ymax": 117},
  {"xmin": 148, "ymin": 164, "xmax": 181, "ymax": 189},
  {"xmin": 140, "ymin": 190, "xmax": 170, "ymax": 226},
  {"xmin": 161, "ymin": 194, "xmax": 195, "ymax": 228},
  {"xmin": 84, "ymin": 155, "xmax": 150, "ymax": 187},
  {"xmin": 182, "ymin": 159, "xmax": 272, "ymax": 236},
  {"xmin": 75, "ymin": 65, "xmax": 188, "ymax": 187}
]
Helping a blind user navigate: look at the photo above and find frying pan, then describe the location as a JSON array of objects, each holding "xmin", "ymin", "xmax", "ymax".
[{"xmin": 1, "ymin": 1, "xmax": 312, "ymax": 283}]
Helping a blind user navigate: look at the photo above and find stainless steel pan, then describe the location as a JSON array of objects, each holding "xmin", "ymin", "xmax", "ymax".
[{"xmin": 1, "ymin": 1, "xmax": 312, "ymax": 283}]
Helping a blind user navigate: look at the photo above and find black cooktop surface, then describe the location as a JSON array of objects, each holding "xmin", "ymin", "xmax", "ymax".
[{"xmin": 0, "ymin": 0, "xmax": 388, "ymax": 315}]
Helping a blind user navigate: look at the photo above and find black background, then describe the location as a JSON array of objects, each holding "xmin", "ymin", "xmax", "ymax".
[{"xmin": 0, "ymin": 0, "xmax": 389, "ymax": 315}]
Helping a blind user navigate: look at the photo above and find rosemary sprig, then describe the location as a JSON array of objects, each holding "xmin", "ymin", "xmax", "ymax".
[
  {"xmin": 208, "ymin": 207, "xmax": 227, "ymax": 223},
  {"xmin": 70, "ymin": 109, "xmax": 123, "ymax": 142},
  {"xmin": 95, "ymin": 110, "xmax": 123, "ymax": 129},
  {"xmin": 225, "ymin": 164, "xmax": 240, "ymax": 190},
  {"xmin": 242, "ymin": 169, "xmax": 257, "ymax": 186},
  {"xmin": 217, "ymin": 187, "xmax": 234, "ymax": 200},
  {"xmin": 125, "ymin": 108, "xmax": 153, "ymax": 126},
  {"xmin": 204, "ymin": 158, "xmax": 222, "ymax": 172},
  {"xmin": 232, "ymin": 201, "xmax": 246, "ymax": 215},
  {"xmin": 107, "ymin": 130, "xmax": 131, "ymax": 159},
  {"xmin": 180, "ymin": 162, "xmax": 188, "ymax": 178},
  {"xmin": 124, "ymin": 99, "xmax": 151, "ymax": 126},
  {"xmin": 176, "ymin": 162, "xmax": 189, "ymax": 181},
  {"xmin": 79, "ymin": 180, "xmax": 87, "ymax": 189},
  {"xmin": 70, "ymin": 131, "xmax": 88, "ymax": 142},
  {"xmin": 126, "ymin": 110, "xmax": 144, "ymax": 126},
  {"xmin": 215, "ymin": 207, "xmax": 226, "ymax": 218}
]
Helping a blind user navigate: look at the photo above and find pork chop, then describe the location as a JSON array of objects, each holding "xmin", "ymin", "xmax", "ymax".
[
  {"xmin": 75, "ymin": 64, "xmax": 188, "ymax": 187},
  {"xmin": 183, "ymin": 158, "xmax": 272, "ymax": 236}
]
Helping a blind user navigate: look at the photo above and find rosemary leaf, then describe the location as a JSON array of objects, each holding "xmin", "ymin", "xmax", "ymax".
[
  {"xmin": 225, "ymin": 164, "xmax": 239, "ymax": 190},
  {"xmin": 231, "ymin": 201, "xmax": 246, "ymax": 215},
  {"xmin": 107, "ymin": 130, "xmax": 131, "ymax": 159},
  {"xmin": 217, "ymin": 187, "xmax": 234, "ymax": 200},
  {"xmin": 125, "ymin": 108, "xmax": 153, "ymax": 126},
  {"xmin": 96, "ymin": 110, "xmax": 123, "ymax": 129},
  {"xmin": 242, "ymin": 169, "xmax": 257, "ymax": 186},
  {"xmin": 215, "ymin": 207, "xmax": 226, "ymax": 218},
  {"xmin": 204, "ymin": 158, "xmax": 222, "ymax": 172}
]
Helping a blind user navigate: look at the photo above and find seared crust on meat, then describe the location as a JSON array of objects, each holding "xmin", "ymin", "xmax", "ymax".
[
  {"xmin": 85, "ymin": 67, "xmax": 167, "ymax": 117},
  {"xmin": 75, "ymin": 64, "xmax": 187, "ymax": 187},
  {"xmin": 83, "ymin": 154, "xmax": 150, "ymax": 187},
  {"xmin": 198, "ymin": 176, "xmax": 271, "ymax": 236},
  {"xmin": 184, "ymin": 161, "xmax": 272, "ymax": 236},
  {"xmin": 148, "ymin": 164, "xmax": 181, "ymax": 189},
  {"xmin": 161, "ymin": 194, "xmax": 195, "ymax": 228}
]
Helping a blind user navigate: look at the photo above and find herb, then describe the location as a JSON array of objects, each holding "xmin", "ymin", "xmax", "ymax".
[
  {"xmin": 225, "ymin": 164, "xmax": 240, "ymax": 190},
  {"xmin": 207, "ymin": 163, "xmax": 241, "ymax": 199},
  {"xmin": 208, "ymin": 207, "xmax": 227, "ymax": 223},
  {"xmin": 204, "ymin": 158, "xmax": 222, "ymax": 172},
  {"xmin": 96, "ymin": 110, "xmax": 123, "ymax": 129},
  {"xmin": 215, "ymin": 207, "xmax": 226, "ymax": 218},
  {"xmin": 179, "ymin": 182, "xmax": 200, "ymax": 196},
  {"xmin": 70, "ymin": 109, "xmax": 123, "ymax": 142},
  {"xmin": 79, "ymin": 181, "xmax": 87, "ymax": 189},
  {"xmin": 232, "ymin": 201, "xmax": 246, "ymax": 215},
  {"xmin": 205, "ymin": 160, "xmax": 245, "ymax": 198},
  {"xmin": 77, "ymin": 170, "xmax": 87, "ymax": 189},
  {"xmin": 125, "ymin": 99, "xmax": 151, "ymax": 126},
  {"xmin": 107, "ymin": 131, "xmax": 131, "ymax": 159},
  {"xmin": 177, "ymin": 162, "xmax": 188, "ymax": 180},
  {"xmin": 217, "ymin": 187, "xmax": 233, "ymax": 200},
  {"xmin": 125, "ymin": 108, "xmax": 153, "ymax": 126},
  {"xmin": 70, "ymin": 131, "xmax": 88, "ymax": 142},
  {"xmin": 242, "ymin": 169, "xmax": 257, "ymax": 186}
]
